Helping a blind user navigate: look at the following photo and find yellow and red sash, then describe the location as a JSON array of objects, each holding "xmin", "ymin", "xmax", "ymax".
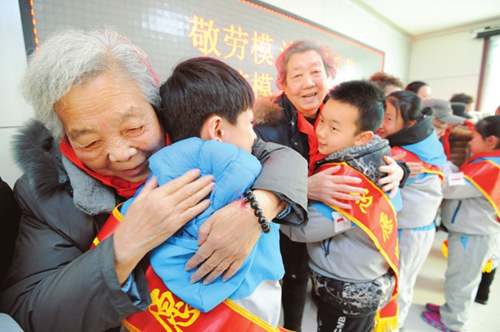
[
  {"xmin": 459, "ymin": 154, "xmax": 500, "ymax": 220},
  {"xmin": 440, "ymin": 152, "xmax": 500, "ymax": 276},
  {"xmin": 315, "ymin": 162, "xmax": 399, "ymax": 332},
  {"xmin": 391, "ymin": 146, "xmax": 444, "ymax": 184},
  {"xmin": 91, "ymin": 207, "xmax": 289, "ymax": 332}
]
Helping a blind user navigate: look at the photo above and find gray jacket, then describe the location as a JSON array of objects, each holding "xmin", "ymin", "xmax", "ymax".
[
  {"xmin": 441, "ymin": 171, "xmax": 500, "ymax": 236},
  {"xmin": 282, "ymin": 136, "xmax": 394, "ymax": 282},
  {"xmin": 0, "ymin": 120, "xmax": 307, "ymax": 332}
]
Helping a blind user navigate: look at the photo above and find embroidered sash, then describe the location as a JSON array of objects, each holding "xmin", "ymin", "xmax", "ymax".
[
  {"xmin": 460, "ymin": 154, "xmax": 500, "ymax": 220},
  {"xmin": 391, "ymin": 146, "xmax": 444, "ymax": 184},
  {"xmin": 315, "ymin": 162, "xmax": 399, "ymax": 332},
  {"xmin": 90, "ymin": 207, "xmax": 288, "ymax": 332}
]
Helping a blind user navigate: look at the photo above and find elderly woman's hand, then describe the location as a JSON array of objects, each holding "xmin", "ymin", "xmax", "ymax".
[
  {"xmin": 113, "ymin": 169, "xmax": 214, "ymax": 284},
  {"xmin": 307, "ymin": 166, "xmax": 365, "ymax": 209},
  {"xmin": 378, "ymin": 155, "xmax": 404, "ymax": 198},
  {"xmin": 186, "ymin": 189, "xmax": 285, "ymax": 285}
]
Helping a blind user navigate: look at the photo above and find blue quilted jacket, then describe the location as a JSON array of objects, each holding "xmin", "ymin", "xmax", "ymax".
[{"xmin": 121, "ymin": 137, "xmax": 284, "ymax": 312}]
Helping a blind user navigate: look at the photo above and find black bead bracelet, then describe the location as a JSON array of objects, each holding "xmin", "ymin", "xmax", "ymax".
[{"xmin": 243, "ymin": 189, "xmax": 271, "ymax": 233}]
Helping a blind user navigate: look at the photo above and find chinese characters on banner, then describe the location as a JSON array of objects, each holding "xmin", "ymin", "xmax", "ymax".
[
  {"xmin": 188, "ymin": 14, "xmax": 356, "ymax": 98},
  {"xmin": 28, "ymin": 0, "xmax": 384, "ymax": 103}
]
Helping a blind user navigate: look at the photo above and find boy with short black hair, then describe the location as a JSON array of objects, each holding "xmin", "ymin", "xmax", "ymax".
[
  {"xmin": 282, "ymin": 80, "xmax": 401, "ymax": 332},
  {"xmin": 119, "ymin": 56, "xmax": 308, "ymax": 330}
]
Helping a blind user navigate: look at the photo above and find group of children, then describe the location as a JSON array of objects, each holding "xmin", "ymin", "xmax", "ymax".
[
  {"xmin": 91, "ymin": 55, "xmax": 499, "ymax": 332},
  {"xmin": 380, "ymin": 91, "xmax": 447, "ymax": 330}
]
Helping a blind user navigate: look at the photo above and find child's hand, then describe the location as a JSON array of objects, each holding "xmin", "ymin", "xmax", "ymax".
[
  {"xmin": 392, "ymin": 151, "xmax": 424, "ymax": 178},
  {"xmin": 307, "ymin": 166, "xmax": 364, "ymax": 209},
  {"xmin": 406, "ymin": 162, "xmax": 425, "ymax": 178},
  {"xmin": 378, "ymin": 156, "xmax": 403, "ymax": 197}
]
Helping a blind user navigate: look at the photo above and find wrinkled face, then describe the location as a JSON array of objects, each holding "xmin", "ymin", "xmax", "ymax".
[
  {"xmin": 316, "ymin": 99, "xmax": 360, "ymax": 155},
  {"xmin": 469, "ymin": 130, "xmax": 491, "ymax": 156},
  {"xmin": 378, "ymin": 103, "xmax": 405, "ymax": 138},
  {"xmin": 55, "ymin": 71, "xmax": 164, "ymax": 182},
  {"xmin": 283, "ymin": 50, "xmax": 328, "ymax": 118},
  {"xmin": 417, "ymin": 85, "xmax": 432, "ymax": 100},
  {"xmin": 433, "ymin": 119, "xmax": 449, "ymax": 139},
  {"xmin": 220, "ymin": 109, "xmax": 257, "ymax": 153}
]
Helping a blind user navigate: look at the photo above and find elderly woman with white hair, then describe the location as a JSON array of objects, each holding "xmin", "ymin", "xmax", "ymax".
[{"xmin": 0, "ymin": 28, "xmax": 308, "ymax": 332}]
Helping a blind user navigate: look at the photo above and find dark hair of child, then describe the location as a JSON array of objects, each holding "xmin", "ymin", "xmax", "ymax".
[
  {"xmin": 450, "ymin": 93, "xmax": 474, "ymax": 105},
  {"xmin": 159, "ymin": 57, "xmax": 254, "ymax": 143},
  {"xmin": 386, "ymin": 90, "xmax": 425, "ymax": 127},
  {"xmin": 475, "ymin": 115, "xmax": 500, "ymax": 149},
  {"xmin": 328, "ymin": 80, "xmax": 386, "ymax": 133},
  {"xmin": 405, "ymin": 81, "xmax": 428, "ymax": 94}
]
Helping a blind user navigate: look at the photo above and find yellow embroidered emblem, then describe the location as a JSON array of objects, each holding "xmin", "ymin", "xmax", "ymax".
[
  {"xmin": 380, "ymin": 212, "xmax": 393, "ymax": 242},
  {"xmin": 149, "ymin": 288, "xmax": 200, "ymax": 331},
  {"xmin": 352, "ymin": 189, "xmax": 373, "ymax": 214}
]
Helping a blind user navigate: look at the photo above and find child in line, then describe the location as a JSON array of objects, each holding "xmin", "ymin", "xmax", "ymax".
[
  {"xmin": 422, "ymin": 116, "xmax": 500, "ymax": 332},
  {"xmin": 377, "ymin": 91, "xmax": 447, "ymax": 329},
  {"xmin": 281, "ymin": 80, "xmax": 401, "ymax": 332},
  {"xmin": 94, "ymin": 57, "xmax": 308, "ymax": 331}
]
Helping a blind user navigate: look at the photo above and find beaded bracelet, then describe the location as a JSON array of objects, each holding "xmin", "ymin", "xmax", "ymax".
[{"xmin": 243, "ymin": 189, "xmax": 271, "ymax": 233}]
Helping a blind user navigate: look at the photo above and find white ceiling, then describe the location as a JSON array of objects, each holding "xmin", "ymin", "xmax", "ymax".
[{"xmin": 353, "ymin": 0, "xmax": 500, "ymax": 39}]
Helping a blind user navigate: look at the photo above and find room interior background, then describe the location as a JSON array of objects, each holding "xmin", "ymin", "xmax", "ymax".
[{"xmin": 1, "ymin": 0, "xmax": 497, "ymax": 187}]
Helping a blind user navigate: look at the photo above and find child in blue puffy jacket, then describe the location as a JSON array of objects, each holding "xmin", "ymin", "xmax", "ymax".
[{"xmin": 121, "ymin": 57, "xmax": 308, "ymax": 328}]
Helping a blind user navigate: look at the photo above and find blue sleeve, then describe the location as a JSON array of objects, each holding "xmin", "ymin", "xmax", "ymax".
[
  {"xmin": 121, "ymin": 274, "xmax": 143, "ymax": 306},
  {"xmin": 275, "ymin": 203, "xmax": 291, "ymax": 220}
]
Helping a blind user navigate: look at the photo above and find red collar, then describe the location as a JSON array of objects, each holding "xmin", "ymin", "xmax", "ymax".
[
  {"xmin": 296, "ymin": 105, "xmax": 327, "ymax": 174},
  {"xmin": 59, "ymin": 139, "xmax": 145, "ymax": 198}
]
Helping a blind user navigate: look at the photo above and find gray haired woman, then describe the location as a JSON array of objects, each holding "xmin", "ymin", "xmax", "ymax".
[{"xmin": 0, "ymin": 28, "xmax": 308, "ymax": 332}]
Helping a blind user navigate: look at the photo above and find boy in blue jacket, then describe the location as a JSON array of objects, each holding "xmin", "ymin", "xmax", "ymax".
[{"xmin": 121, "ymin": 57, "xmax": 308, "ymax": 328}]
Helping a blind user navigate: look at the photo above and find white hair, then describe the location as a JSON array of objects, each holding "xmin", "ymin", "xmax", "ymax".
[{"xmin": 21, "ymin": 27, "xmax": 160, "ymax": 140}]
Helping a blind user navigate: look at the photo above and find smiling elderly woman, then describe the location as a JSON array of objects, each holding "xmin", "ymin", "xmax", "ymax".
[{"xmin": 0, "ymin": 28, "xmax": 307, "ymax": 332}]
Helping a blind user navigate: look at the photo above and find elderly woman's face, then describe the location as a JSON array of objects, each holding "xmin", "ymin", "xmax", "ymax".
[
  {"xmin": 55, "ymin": 71, "xmax": 164, "ymax": 182},
  {"xmin": 283, "ymin": 50, "xmax": 328, "ymax": 118}
]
